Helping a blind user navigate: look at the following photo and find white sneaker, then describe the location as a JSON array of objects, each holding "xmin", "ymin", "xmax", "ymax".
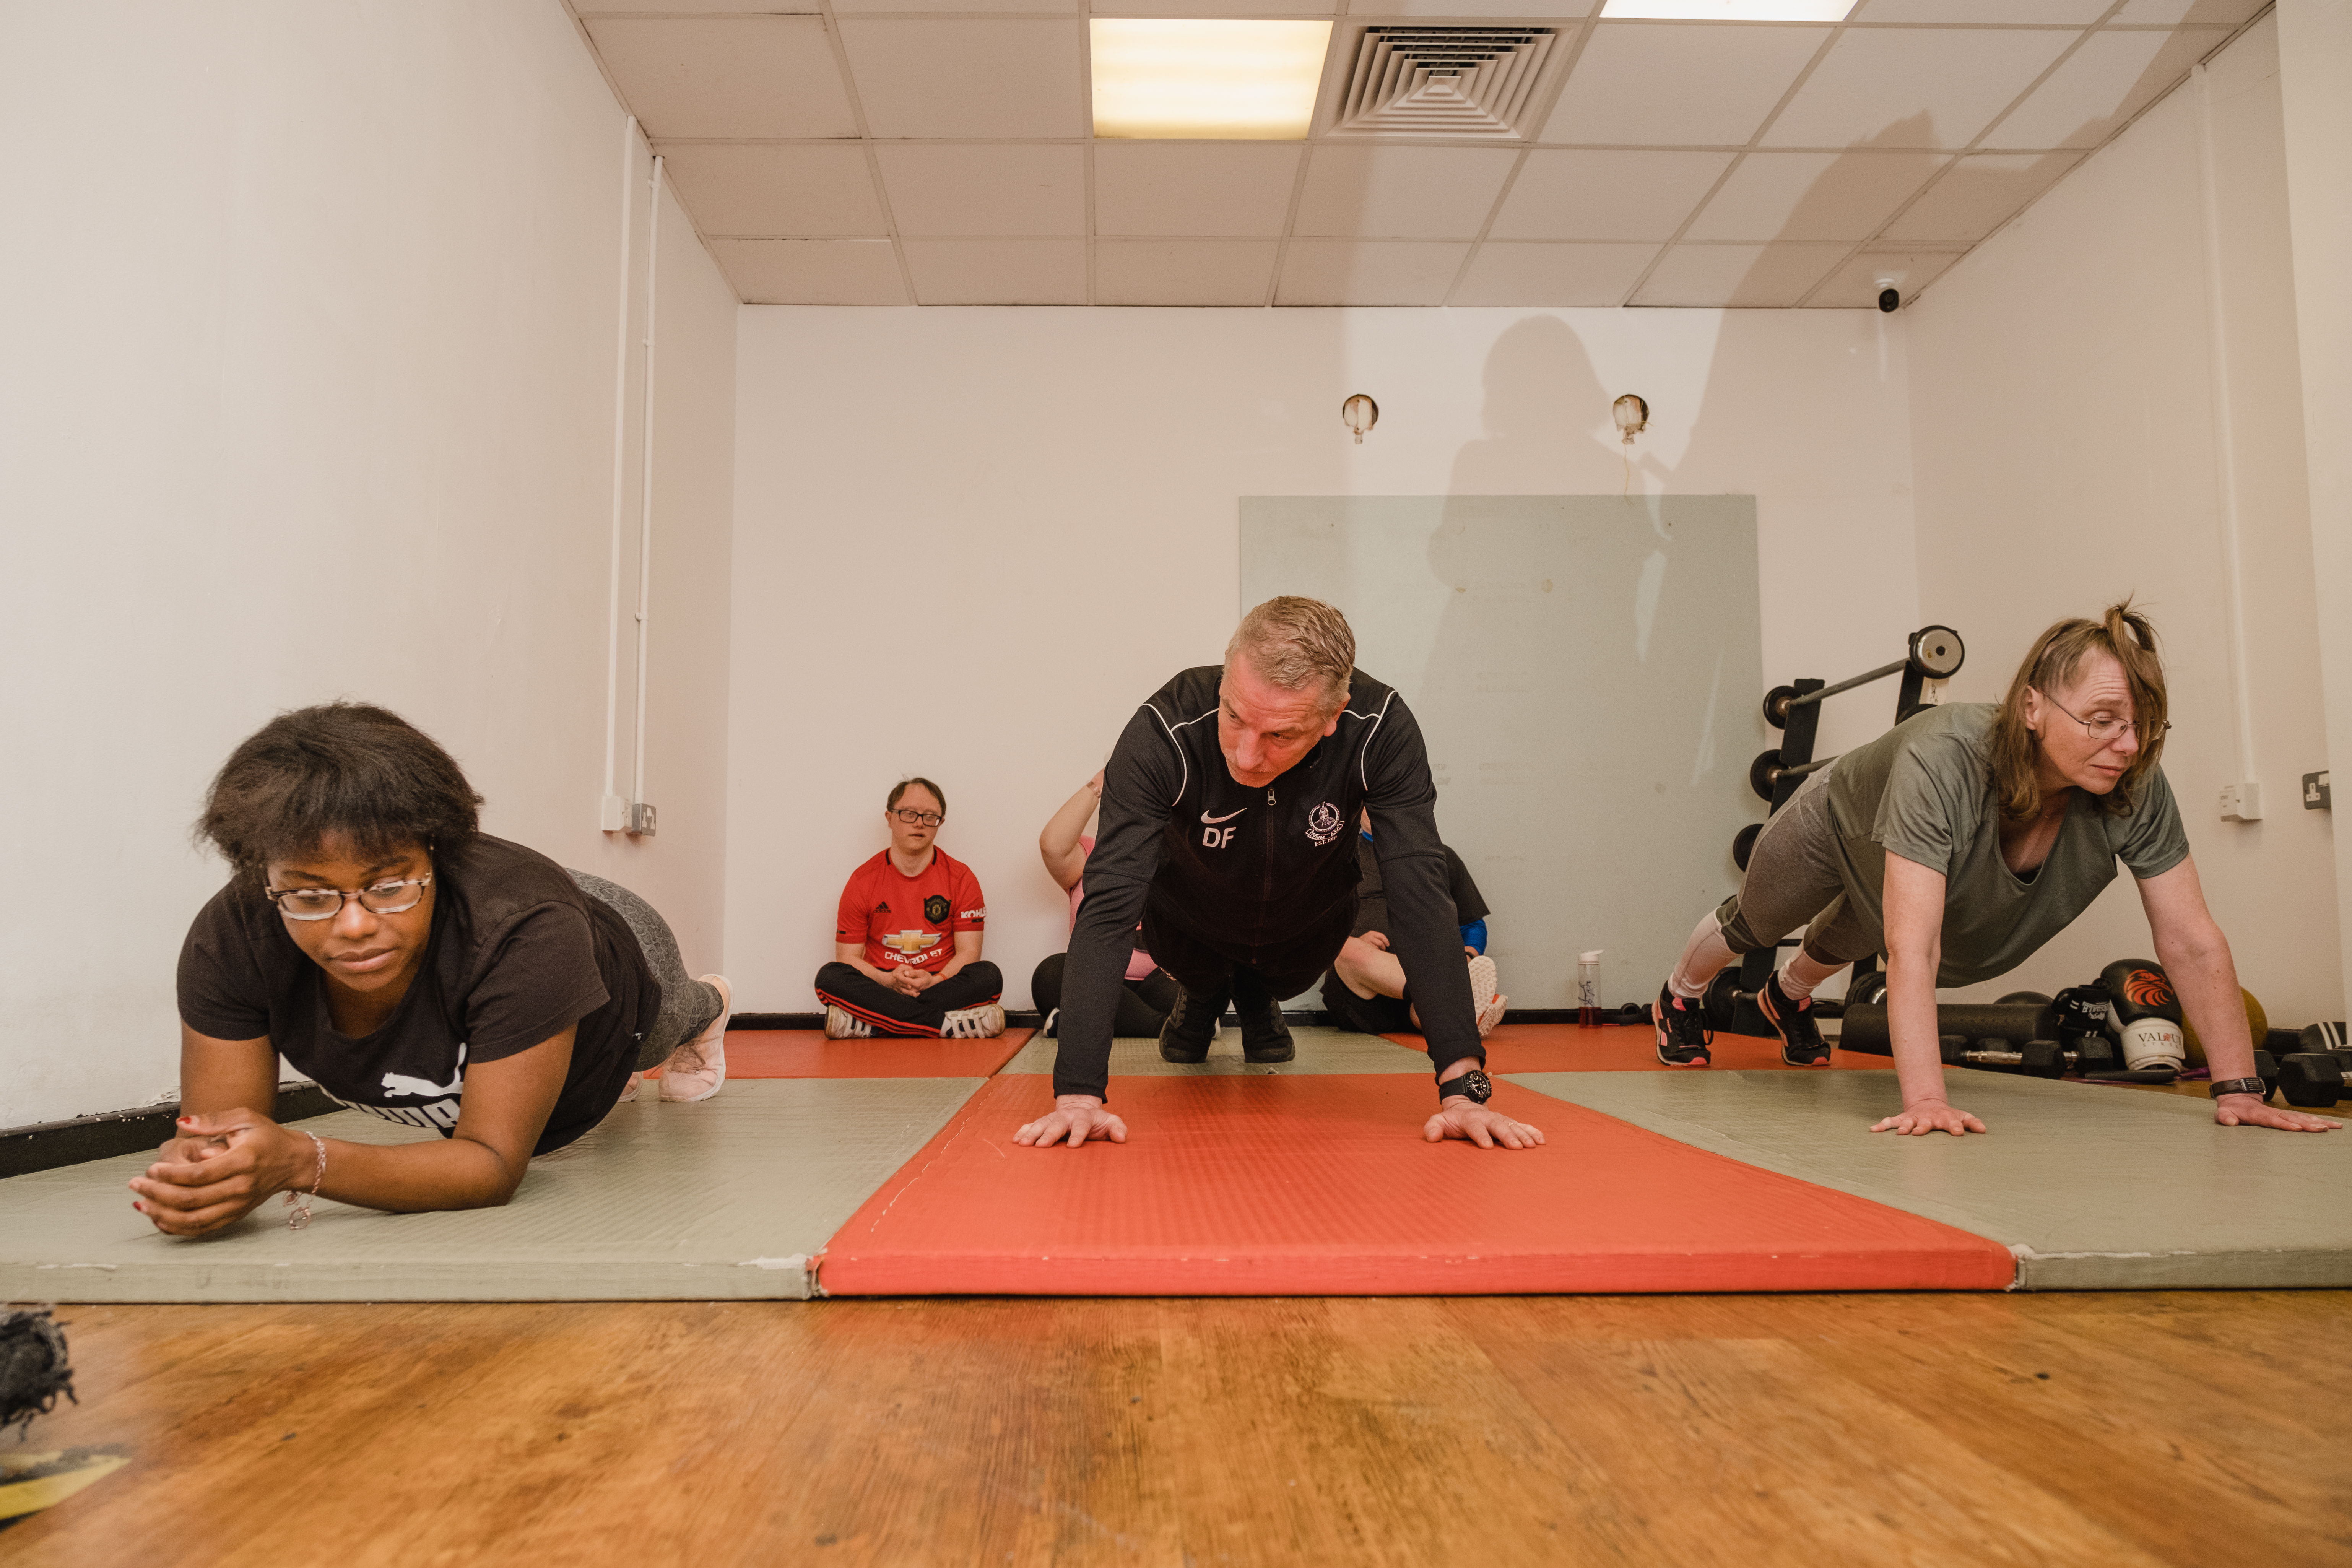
[
  {"xmin": 1468, "ymin": 955, "xmax": 1506, "ymax": 1037},
  {"xmin": 823, "ymin": 1004, "xmax": 872, "ymax": 1040},
  {"xmin": 659, "ymin": 974, "xmax": 731, "ymax": 1102},
  {"xmin": 940, "ymin": 1002, "xmax": 1006, "ymax": 1039},
  {"xmin": 619, "ymin": 1070, "xmax": 644, "ymax": 1103}
]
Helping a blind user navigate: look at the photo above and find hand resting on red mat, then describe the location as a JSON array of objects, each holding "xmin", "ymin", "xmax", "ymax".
[
  {"xmin": 1014, "ymin": 1095, "xmax": 1128, "ymax": 1148},
  {"xmin": 1424, "ymin": 1100, "xmax": 1545, "ymax": 1149}
]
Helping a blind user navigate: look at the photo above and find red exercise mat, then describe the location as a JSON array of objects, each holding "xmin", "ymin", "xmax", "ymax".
[
  {"xmin": 1383, "ymin": 1022, "xmax": 1894, "ymax": 1073},
  {"xmin": 644, "ymin": 1028, "xmax": 1033, "ymax": 1080},
  {"xmin": 817, "ymin": 1074, "xmax": 2012, "ymax": 1296}
]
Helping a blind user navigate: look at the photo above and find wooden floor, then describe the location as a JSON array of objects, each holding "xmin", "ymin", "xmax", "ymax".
[{"xmin": 9, "ymin": 1292, "xmax": 2349, "ymax": 1566}]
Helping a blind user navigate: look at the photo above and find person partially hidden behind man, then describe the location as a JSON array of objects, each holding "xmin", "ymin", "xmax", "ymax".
[
  {"xmin": 817, "ymin": 777, "xmax": 1006, "ymax": 1040},
  {"xmin": 1014, "ymin": 595, "xmax": 1543, "ymax": 1151},
  {"xmin": 1323, "ymin": 811, "xmax": 1507, "ymax": 1040}
]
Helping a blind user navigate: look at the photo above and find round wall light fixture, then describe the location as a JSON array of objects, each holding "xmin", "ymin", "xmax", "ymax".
[
  {"xmin": 1612, "ymin": 394, "xmax": 1649, "ymax": 445},
  {"xmin": 1341, "ymin": 394, "xmax": 1379, "ymax": 444}
]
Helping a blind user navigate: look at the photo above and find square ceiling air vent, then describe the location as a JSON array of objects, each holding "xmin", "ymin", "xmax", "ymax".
[{"xmin": 1325, "ymin": 26, "xmax": 1564, "ymax": 141}]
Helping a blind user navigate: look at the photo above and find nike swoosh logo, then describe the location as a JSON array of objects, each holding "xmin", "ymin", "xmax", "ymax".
[{"xmin": 1200, "ymin": 808, "xmax": 1247, "ymax": 824}]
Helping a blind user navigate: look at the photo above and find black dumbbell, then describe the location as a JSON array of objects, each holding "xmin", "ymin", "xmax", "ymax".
[
  {"xmin": 1937, "ymin": 1036, "xmax": 2067, "ymax": 1079},
  {"xmin": 2278, "ymin": 1051, "xmax": 2350, "ymax": 1108}
]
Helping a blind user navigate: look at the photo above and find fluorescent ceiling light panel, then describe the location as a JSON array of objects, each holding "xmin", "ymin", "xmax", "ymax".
[
  {"xmin": 1599, "ymin": 1, "xmax": 1856, "ymax": 18},
  {"xmin": 1091, "ymin": 20, "xmax": 1334, "ymax": 140}
]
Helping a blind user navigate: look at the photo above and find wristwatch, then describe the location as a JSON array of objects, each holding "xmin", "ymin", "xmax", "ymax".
[
  {"xmin": 2208, "ymin": 1077, "xmax": 2267, "ymax": 1100},
  {"xmin": 1439, "ymin": 1068, "xmax": 1492, "ymax": 1105}
]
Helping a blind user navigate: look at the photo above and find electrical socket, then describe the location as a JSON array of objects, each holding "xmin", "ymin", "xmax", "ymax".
[
  {"xmin": 2305, "ymin": 771, "xmax": 2332, "ymax": 810},
  {"xmin": 628, "ymin": 801, "xmax": 658, "ymax": 836},
  {"xmin": 600, "ymin": 795, "xmax": 630, "ymax": 832},
  {"xmin": 2219, "ymin": 782, "xmax": 2263, "ymax": 822}
]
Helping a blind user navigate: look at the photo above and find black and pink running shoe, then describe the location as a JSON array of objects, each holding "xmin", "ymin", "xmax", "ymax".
[{"xmin": 1653, "ymin": 981, "xmax": 1713, "ymax": 1068}]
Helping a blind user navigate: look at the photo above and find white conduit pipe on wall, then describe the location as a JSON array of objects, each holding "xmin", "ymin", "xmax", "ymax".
[
  {"xmin": 630, "ymin": 154, "xmax": 665, "ymax": 813},
  {"xmin": 601, "ymin": 116, "xmax": 639, "ymax": 831},
  {"xmin": 2195, "ymin": 60, "xmax": 2260, "ymax": 794}
]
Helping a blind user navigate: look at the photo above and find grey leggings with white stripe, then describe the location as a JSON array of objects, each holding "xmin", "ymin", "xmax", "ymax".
[{"xmin": 567, "ymin": 869, "xmax": 725, "ymax": 1070}]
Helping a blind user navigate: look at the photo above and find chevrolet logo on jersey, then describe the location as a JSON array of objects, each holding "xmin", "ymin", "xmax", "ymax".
[{"xmin": 882, "ymin": 930, "xmax": 943, "ymax": 957}]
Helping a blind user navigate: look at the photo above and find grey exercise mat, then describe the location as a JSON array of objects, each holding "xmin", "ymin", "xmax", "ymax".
[
  {"xmin": 996, "ymin": 1025, "xmax": 1433, "ymax": 1077},
  {"xmin": 1510, "ymin": 1070, "xmax": 2352, "ymax": 1289},
  {"xmin": 0, "ymin": 1078, "xmax": 980, "ymax": 1303}
]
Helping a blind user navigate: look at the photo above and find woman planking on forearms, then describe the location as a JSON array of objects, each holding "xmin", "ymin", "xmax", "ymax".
[{"xmin": 133, "ymin": 702, "xmax": 733, "ymax": 1236}]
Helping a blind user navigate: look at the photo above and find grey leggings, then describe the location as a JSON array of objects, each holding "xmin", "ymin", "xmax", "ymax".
[
  {"xmin": 1713, "ymin": 768, "xmax": 1883, "ymax": 967},
  {"xmin": 567, "ymin": 870, "xmax": 726, "ymax": 1070}
]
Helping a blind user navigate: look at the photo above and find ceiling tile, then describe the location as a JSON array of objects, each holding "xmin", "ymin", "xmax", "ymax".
[
  {"xmin": 874, "ymin": 145, "xmax": 1085, "ymax": 236},
  {"xmin": 1356, "ymin": 0, "xmax": 1594, "ymax": 15},
  {"xmin": 1541, "ymin": 23, "xmax": 1829, "ymax": 145},
  {"xmin": 1979, "ymin": 27, "xmax": 2222, "ymax": 150},
  {"xmin": 1094, "ymin": 143, "xmax": 1303, "ymax": 237},
  {"xmin": 1275, "ymin": 240, "xmax": 1471, "ymax": 305},
  {"xmin": 1292, "ymin": 146, "xmax": 1521, "ymax": 240},
  {"xmin": 1684, "ymin": 150, "xmax": 1945, "ymax": 242},
  {"xmin": 1448, "ymin": 241, "xmax": 1658, "ymax": 305},
  {"xmin": 1092, "ymin": 0, "xmax": 1334, "ymax": 12},
  {"xmin": 576, "ymin": 0, "xmax": 816, "ymax": 11},
  {"xmin": 1762, "ymin": 27, "xmax": 2077, "ymax": 149},
  {"xmin": 839, "ymin": 19, "xmax": 1085, "ymax": 139},
  {"xmin": 1855, "ymin": 0, "xmax": 2108, "ymax": 19},
  {"xmin": 1487, "ymin": 149, "xmax": 1734, "ymax": 240},
  {"xmin": 1629, "ymin": 242, "xmax": 1846, "ymax": 306},
  {"xmin": 901, "ymin": 238, "xmax": 1088, "ymax": 303},
  {"xmin": 1807, "ymin": 248, "xmax": 1962, "ymax": 308},
  {"xmin": 583, "ymin": 18, "xmax": 857, "ymax": 139},
  {"xmin": 712, "ymin": 239, "xmax": 907, "ymax": 305},
  {"xmin": 1879, "ymin": 150, "xmax": 2080, "ymax": 245},
  {"xmin": 836, "ymin": 0, "xmax": 1075, "ymax": 12},
  {"xmin": 2111, "ymin": 0, "xmax": 2267, "ymax": 21},
  {"xmin": 657, "ymin": 144, "xmax": 886, "ymax": 237},
  {"xmin": 1096, "ymin": 239, "xmax": 1281, "ymax": 305}
]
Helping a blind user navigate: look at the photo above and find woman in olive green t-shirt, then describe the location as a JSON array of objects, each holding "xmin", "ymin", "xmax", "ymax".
[{"xmin": 1652, "ymin": 603, "xmax": 2338, "ymax": 1138}]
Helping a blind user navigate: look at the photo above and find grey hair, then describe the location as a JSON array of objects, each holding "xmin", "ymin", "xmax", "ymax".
[{"xmin": 1224, "ymin": 596, "xmax": 1355, "ymax": 713}]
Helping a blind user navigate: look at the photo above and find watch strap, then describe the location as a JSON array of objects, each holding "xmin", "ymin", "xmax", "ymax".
[
  {"xmin": 1439, "ymin": 1067, "xmax": 1492, "ymax": 1104},
  {"xmin": 2209, "ymin": 1077, "xmax": 2267, "ymax": 1099}
]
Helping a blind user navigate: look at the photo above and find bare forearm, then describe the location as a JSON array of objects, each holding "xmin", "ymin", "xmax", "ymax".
[
  {"xmin": 2157, "ymin": 927, "xmax": 2254, "ymax": 1080},
  {"xmin": 311, "ymin": 1134, "xmax": 527, "ymax": 1212},
  {"xmin": 1886, "ymin": 946, "xmax": 1948, "ymax": 1107}
]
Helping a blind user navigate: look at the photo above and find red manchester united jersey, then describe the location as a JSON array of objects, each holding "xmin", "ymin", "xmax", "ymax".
[{"xmin": 835, "ymin": 849, "xmax": 987, "ymax": 971}]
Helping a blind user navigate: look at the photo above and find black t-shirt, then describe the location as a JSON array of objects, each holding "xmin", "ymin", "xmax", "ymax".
[
  {"xmin": 176, "ymin": 835, "xmax": 654, "ymax": 1154},
  {"xmin": 1349, "ymin": 835, "xmax": 1489, "ymax": 941}
]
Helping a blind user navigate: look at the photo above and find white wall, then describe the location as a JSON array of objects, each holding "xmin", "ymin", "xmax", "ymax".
[
  {"xmin": 0, "ymin": 1, "xmax": 738, "ymax": 1127},
  {"xmin": 728, "ymin": 306, "xmax": 1921, "ymax": 1012},
  {"xmin": 2277, "ymin": 0, "xmax": 2352, "ymax": 1012},
  {"xmin": 1905, "ymin": 15, "xmax": 2339, "ymax": 1022}
]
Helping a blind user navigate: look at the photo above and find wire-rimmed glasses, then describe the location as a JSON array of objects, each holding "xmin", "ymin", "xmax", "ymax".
[{"xmin": 264, "ymin": 875, "xmax": 434, "ymax": 921}]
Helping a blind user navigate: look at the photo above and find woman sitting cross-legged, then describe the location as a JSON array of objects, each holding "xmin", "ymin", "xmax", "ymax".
[{"xmin": 133, "ymin": 702, "xmax": 732, "ymax": 1238}]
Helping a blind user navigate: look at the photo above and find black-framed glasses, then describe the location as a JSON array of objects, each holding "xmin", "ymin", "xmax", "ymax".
[
  {"xmin": 2038, "ymin": 690, "xmax": 2170, "ymax": 745},
  {"xmin": 892, "ymin": 809, "xmax": 944, "ymax": 827},
  {"xmin": 264, "ymin": 875, "xmax": 434, "ymax": 921}
]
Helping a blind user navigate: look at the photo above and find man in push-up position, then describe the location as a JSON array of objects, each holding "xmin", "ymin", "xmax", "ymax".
[{"xmin": 1014, "ymin": 597, "xmax": 1543, "ymax": 1151}]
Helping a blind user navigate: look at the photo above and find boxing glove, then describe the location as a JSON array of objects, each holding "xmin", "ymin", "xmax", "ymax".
[{"xmin": 2100, "ymin": 959, "xmax": 2185, "ymax": 1077}]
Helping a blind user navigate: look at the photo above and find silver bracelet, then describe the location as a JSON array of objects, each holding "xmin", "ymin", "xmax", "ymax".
[{"xmin": 283, "ymin": 1129, "xmax": 327, "ymax": 1230}]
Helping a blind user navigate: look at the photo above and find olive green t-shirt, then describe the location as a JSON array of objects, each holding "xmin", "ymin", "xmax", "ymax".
[{"xmin": 1824, "ymin": 704, "xmax": 2190, "ymax": 986}]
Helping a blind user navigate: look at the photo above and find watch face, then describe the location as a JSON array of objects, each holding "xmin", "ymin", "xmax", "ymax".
[{"xmin": 1455, "ymin": 1070, "xmax": 1492, "ymax": 1103}]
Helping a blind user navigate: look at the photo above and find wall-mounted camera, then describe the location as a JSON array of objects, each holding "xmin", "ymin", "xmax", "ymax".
[{"xmin": 1875, "ymin": 274, "xmax": 1902, "ymax": 313}]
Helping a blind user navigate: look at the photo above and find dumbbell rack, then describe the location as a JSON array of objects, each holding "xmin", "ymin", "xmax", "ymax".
[{"xmin": 1708, "ymin": 626, "xmax": 1965, "ymax": 1038}]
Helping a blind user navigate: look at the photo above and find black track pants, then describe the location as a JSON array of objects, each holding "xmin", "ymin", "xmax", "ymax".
[{"xmin": 815, "ymin": 961, "xmax": 1004, "ymax": 1037}]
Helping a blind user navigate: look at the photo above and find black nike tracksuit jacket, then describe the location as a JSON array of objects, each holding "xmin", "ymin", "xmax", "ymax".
[{"xmin": 1054, "ymin": 665, "xmax": 1481, "ymax": 1100}]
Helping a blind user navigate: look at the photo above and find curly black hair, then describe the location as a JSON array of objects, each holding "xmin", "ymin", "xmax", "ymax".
[{"xmin": 197, "ymin": 702, "xmax": 482, "ymax": 886}]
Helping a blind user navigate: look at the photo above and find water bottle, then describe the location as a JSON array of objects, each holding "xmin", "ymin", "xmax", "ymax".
[{"xmin": 1578, "ymin": 949, "xmax": 1603, "ymax": 1029}]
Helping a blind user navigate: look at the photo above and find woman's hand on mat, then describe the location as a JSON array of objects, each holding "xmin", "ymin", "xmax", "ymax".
[
  {"xmin": 1013, "ymin": 1095, "xmax": 1128, "ymax": 1149},
  {"xmin": 1424, "ymin": 1102, "xmax": 1545, "ymax": 1149},
  {"xmin": 1870, "ymin": 1098, "xmax": 1987, "ymax": 1136},
  {"xmin": 130, "ymin": 1110, "xmax": 302, "ymax": 1237},
  {"xmin": 2214, "ymin": 1094, "xmax": 2342, "ymax": 1133}
]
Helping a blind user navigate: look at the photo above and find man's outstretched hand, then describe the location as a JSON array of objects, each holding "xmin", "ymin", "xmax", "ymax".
[
  {"xmin": 1014, "ymin": 1094, "xmax": 1128, "ymax": 1149},
  {"xmin": 1424, "ymin": 1100, "xmax": 1545, "ymax": 1149}
]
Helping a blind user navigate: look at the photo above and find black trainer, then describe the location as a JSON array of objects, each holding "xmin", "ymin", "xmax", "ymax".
[
  {"xmin": 1757, "ymin": 970, "xmax": 1833, "ymax": 1067},
  {"xmin": 1158, "ymin": 986, "xmax": 1222, "ymax": 1063},
  {"xmin": 1653, "ymin": 980, "xmax": 1713, "ymax": 1068},
  {"xmin": 1232, "ymin": 970, "xmax": 1295, "ymax": 1062}
]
